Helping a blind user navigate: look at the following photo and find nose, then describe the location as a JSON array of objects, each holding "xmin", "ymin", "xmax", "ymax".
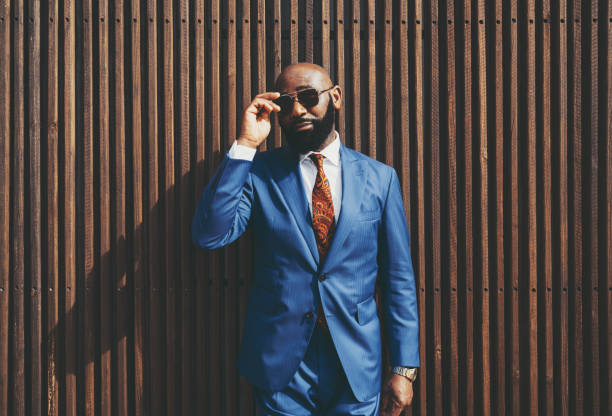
[{"xmin": 288, "ymin": 97, "xmax": 308, "ymax": 118}]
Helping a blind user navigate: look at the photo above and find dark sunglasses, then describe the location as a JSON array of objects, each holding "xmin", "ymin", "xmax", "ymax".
[{"xmin": 273, "ymin": 86, "xmax": 335, "ymax": 114}]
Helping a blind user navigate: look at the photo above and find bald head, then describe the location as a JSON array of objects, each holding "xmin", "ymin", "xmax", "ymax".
[{"xmin": 274, "ymin": 63, "xmax": 333, "ymax": 92}]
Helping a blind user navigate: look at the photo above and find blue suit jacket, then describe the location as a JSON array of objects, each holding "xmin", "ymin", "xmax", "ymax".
[{"xmin": 192, "ymin": 139, "xmax": 419, "ymax": 401}]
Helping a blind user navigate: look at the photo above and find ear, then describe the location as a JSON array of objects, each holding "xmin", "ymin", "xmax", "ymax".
[{"xmin": 330, "ymin": 85, "xmax": 342, "ymax": 110}]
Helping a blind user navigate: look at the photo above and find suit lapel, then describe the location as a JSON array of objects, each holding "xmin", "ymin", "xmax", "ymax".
[
  {"xmin": 272, "ymin": 147, "xmax": 320, "ymax": 267},
  {"xmin": 320, "ymin": 141, "xmax": 364, "ymax": 273}
]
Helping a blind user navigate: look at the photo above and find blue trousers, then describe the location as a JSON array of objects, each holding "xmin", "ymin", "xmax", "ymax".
[{"xmin": 253, "ymin": 324, "xmax": 381, "ymax": 416}]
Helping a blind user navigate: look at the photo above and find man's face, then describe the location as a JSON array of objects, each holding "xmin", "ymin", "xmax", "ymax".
[{"xmin": 276, "ymin": 69, "xmax": 339, "ymax": 154}]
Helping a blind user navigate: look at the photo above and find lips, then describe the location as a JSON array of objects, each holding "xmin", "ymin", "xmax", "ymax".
[{"xmin": 293, "ymin": 120, "xmax": 314, "ymax": 131}]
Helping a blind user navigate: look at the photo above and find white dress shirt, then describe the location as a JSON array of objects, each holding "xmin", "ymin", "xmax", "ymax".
[{"xmin": 228, "ymin": 131, "xmax": 343, "ymax": 222}]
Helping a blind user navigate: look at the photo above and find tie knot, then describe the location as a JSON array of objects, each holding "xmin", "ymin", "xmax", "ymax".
[{"xmin": 309, "ymin": 153, "xmax": 325, "ymax": 168}]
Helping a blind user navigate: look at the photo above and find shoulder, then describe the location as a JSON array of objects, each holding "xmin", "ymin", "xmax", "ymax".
[{"xmin": 343, "ymin": 146, "xmax": 396, "ymax": 184}]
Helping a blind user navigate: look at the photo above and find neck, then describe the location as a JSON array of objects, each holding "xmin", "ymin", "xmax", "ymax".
[{"xmin": 313, "ymin": 130, "xmax": 337, "ymax": 152}]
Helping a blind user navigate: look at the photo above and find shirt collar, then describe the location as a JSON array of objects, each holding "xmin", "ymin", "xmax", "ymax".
[{"xmin": 298, "ymin": 130, "xmax": 341, "ymax": 166}]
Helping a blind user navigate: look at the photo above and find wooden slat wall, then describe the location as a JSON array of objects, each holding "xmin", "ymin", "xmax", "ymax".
[{"xmin": 0, "ymin": 0, "xmax": 610, "ymax": 414}]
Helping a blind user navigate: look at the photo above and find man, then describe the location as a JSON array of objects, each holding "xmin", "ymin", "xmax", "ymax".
[{"xmin": 192, "ymin": 63, "xmax": 419, "ymax": 416}]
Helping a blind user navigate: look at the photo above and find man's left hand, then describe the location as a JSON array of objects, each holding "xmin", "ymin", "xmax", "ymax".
[{"xmin": 379, "ymin": 373, "xmax": 414, "ymax": 416}]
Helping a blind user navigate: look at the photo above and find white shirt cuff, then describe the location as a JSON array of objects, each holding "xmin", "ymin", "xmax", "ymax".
[{"xmin": 228, "ymin": 140, "xmax": 257, "ymax": 161}]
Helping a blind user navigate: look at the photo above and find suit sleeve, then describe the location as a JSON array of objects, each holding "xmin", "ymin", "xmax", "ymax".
[
  {"xmin": 378, "ymin": 168, "xmax": 420, "ymax": 367},
  {"xmin": 191, "ymin": 147, "xmax": 256, "ymax": 250}
]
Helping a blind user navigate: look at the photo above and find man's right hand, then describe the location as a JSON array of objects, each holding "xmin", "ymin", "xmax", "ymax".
[{"xmin": 236, "ymin": 92, "xmax": 282, "ymax": 149}]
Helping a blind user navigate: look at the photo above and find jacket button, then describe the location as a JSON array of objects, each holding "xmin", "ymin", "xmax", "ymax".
[
  {"xmin": 304, "ymin": 311, "xmax": 314, "ymax": 319},
  {"xmin": 319, "ymin": 273, "xmax": 326, "ymax": 282}
]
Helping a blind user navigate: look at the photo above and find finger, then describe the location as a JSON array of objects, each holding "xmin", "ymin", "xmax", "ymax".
[
  {"xmin": 255, "ymin": 91, "xmax": 281, "ymax": 100},
  {"xmin": 250, "ymin": 98, "xmax": 281, "ymax": 114}
]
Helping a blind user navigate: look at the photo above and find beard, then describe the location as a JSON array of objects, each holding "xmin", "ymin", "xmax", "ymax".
[{"xmin": 281, "ymin": 98, "xmax": 335, "ymax": 154}]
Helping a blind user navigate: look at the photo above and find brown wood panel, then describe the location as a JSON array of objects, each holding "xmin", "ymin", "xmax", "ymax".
[
  {"xmin": 526, "ymin": 2, "xmax": 539, "ymax": 413},
  {"xmin": 11, "ymin": 2, "xmax": 26, "ymax": 415},
  {"xmin": 0, "ymin": 0, "xmax": 9, "ymax": 414},
  {"xmin": 45, "ymin": 1, "xmax": 60, "ymax": 414},
  {"xmin": 588, "ymin": 2, "xmax": 599, "ymax": 414},
  {"xmin": 366, "ymin": 0, "xmax": 375, "ymax": 157},
  {"xmin": 62, "ymin": 1, "xmax": 77, "ymax": 414},
  {"xmin": 129, "ymin": 1, "xmax": 145, "ymax": 414},
  {"xmin": 112, "ymin": 2, "xmax": 129, "ymax": 414},
  {"xmin": 541, "ymin": 1, "xmax": 554, "ymax": 414},
  {"xmin": 193, "ymin": 0, "xmax": 207, "ymax": 413},
  {"xmin": 607, "ymin": 2, "xmax": 612, "ymax": 413},
  {"xmin": 334, "ymin": 0, "xmax": 345, "ymax": 140},
  {"xmin": 461, "ymin": 0, "xmax": 475, "ymax": 412},
  {"xmin": 493, "ymin": 1, "xmax": 505, "ymax": 413},
  {"xmin": 509, "ymin": 1, "xmax": 520, "ymax": 414},
  {"xmin": 413, "ymin": 1, "xmax": 427, "ymax": 414},
  {"xmin": 81, "ymin": 1, "xmax": 96, "ymax": 415},
  {"xmin": 557, "ymin": 3, "xmax": 570, "ymax": 414},
  {"xmin": 428, "ymin": 1, "xmax": 443, "ymax": 415},
  {"xmin": 475, "ymin": 1, "xmax": 490, "ymax": 414},
  {"xmin": 178, "ymin": 1, "xmax": 192, "ymax": 415},
  {"xmin": 26, "ymin": 1, "xmax": 42, "ymax": 414},
  {"xmin": 145, "ymin": 1, "xmax": 163, "ymax": 414},
  {"xmin": 570, "ymin": 1, "xmax": 584, "ymax": 414},
  {"xmin": 209, "ymin": 0, "xmax": 221, "ymax": 413},
  {"xmin": 350, "ymin": 0, "xmax": 360, "ymax": 151},
  {"xmin": 162, "ymin": 1, "xmax": 177, "ymax": 414},
  {"xmin": 445, "ymin": 1, "xmax": 459, "ymax": 414},
  {"xmin": 97, "ymin": 2, "xmax": 112, "ymax": 414}
]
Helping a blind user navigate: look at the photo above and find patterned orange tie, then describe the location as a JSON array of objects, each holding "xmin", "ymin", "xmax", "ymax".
[{"xmin": 309, "ymin": 153, "xmax": 336, "ymax": 331}]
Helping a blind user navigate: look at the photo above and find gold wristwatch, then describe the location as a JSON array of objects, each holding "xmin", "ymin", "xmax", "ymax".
[{"xmin": 391, "ymin": 366, "xmax": 418, "ymax": 383}]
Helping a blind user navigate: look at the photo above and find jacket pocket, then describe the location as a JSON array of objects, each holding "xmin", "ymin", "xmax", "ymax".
[{"xmin": 356, "ymin": 296, "xmax": 378, "ymax": 325}]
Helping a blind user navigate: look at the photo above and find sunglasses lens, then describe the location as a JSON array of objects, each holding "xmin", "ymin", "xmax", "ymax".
[
  {"xmin": 274, "ymin": 95, "xmax": 294, "ymax": 113},
  {"xmin": 297, "ymin": 89, "xmax": 319, "ymax": 107}
]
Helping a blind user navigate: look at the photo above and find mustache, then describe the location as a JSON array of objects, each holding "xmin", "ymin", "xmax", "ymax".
[{"xmin": 291, "ymin": 118, "xmax": 317, "ymax": 126}]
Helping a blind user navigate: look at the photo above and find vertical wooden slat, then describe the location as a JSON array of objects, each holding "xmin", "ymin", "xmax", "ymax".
[
  {"xmin": 350, "ymin": 0, "xmax": 360, "ymax": 150},
  {"xmin": 0, "ymin": 0, "xmax": 10, "ymax": 414},
  {"xmin": 161, "ymin": 0, "xmax": 176, "ymax": 413},
  {"xmin": 475, "ymin": 1, "xmax": 490, "ymax": 414},
  {"xmin": 570, "ymin": 1, "xmax": 583, "ymax": 413},
  {"xmin": 194, "ymin": 0, "xmax": 207, "ymax": 413},
  {"xmin": 493, "ymin": 0, "xmax": 505, "ymax": 412},
  {"xmin": 178, "ymin": 1, "xmax": 191, "ymax": 415},
  {"xmin": 255, "ymin": 0, "xmax": 265, "ymax": 150},
  {"xmin": 129, "ymin": 0, "xmax": 145, "ymax": 414},
  {"xmin": 97, "ymin": 1, "xmax": 112, "ymax": 414},
  {"xmin": 366, "ymin": 0, "xmax": 375, "ymax": 157},
  {"xmin": 81, "ymin": 1, "xmax": 96, "ymax": 414},
  {"xmin": 305, "ymin": 0, "xmax": 313, "ymax": 61},
  {"xmin": 11, "ymin": 1, "xmax": 26, "ymax": 415},
  {"xmin": 271, "ymin": 0, "xmax": 281, "ymax": 147},
  {"xmin": 557, "ymin": 2, "xmax": 570, "ymax": 414},
  {"xmin": 414, "ymin": 1, "xmax": 427, "ymax": 414},
  {"xmin": 320, "ymin": 0, "xmax": 330, "ymax": 73},
  {"xmin": 587, "ymin": 2, "xmax": 599, "ymax": 414},
  {"xmin": 541, "ymin": 0, "xmax": 554, "ymax": 414},
  {"xmin": 209, "ymin": 0, "xmax": 221, "ymax": 413},
  {"xmin": 112, "ymin": 2, "xmax": 129, "ymax": 414},
  {"xmin": 46, "ymin": 1, "xmax": 60, "ymax": 413},
  {"xmin": 334, "ymin": 0, "xmax": 345, "ymax": 140},
  {"xmin": 62, "ymin": 1, "xmax": 77, "ymax": 414},
  {"xmin": 462, "ymin": 0, "xmax": 475, "ymax": 412},
  {"xmin": 27, "ymin": 0, "xmax": 42, "ymax": 413},
  {"xmin": 290, "ymin": 0, "xmax": 298, "ymax": 63},
  {"xmin": 446, "ymin": 2, "xmax": 459, "ymax": 414},
  {"xmin": 237, "ymin": 1, "xmax": 252, "ymax": 412},
  {"xmin": 526, "ymin": 1, "xmax": 538, "ymax": 413},
  {"xmin": 145, "ymin": 1, "xmax": 163, "ymax": 414},
  {"xmin": 382, "ymin": 0, "xmax": 392, "ymax": 166},
  {"xmin": 223, "ymin": 1, "xmax": 236, "ymax": 415},
  {"xmin": 509, "ymin": 0, "xmax": 520, "ymax": 414},
  {"xmin": 429, "ymin": 1, "xmax": 443, "ymax": 415}
]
